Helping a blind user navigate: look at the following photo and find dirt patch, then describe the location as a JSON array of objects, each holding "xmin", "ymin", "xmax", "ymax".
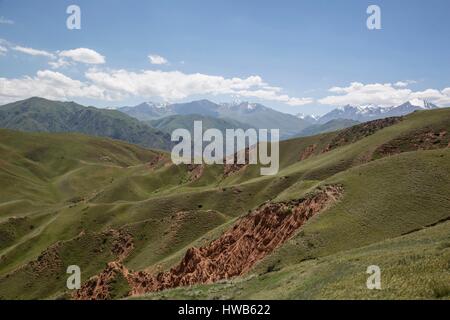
[
  {"xmin": 323, "ymin": 117, "xmax": 402, "ymax": 153},
  {"xmin": 187, "ymin": 164, "xmax": 205, "ymax": 181},
  {"xmin": 374, "ymin": 128, "xmax": 449, "ymax": 158},
  {"xmin": 223, "ymin": 148, "xmax": 251, "ymax": 177},
  {"xmin": 74, "ymin": 185, "xmax": 343, "ymax": 299},
  {"xmin": 146, "ymin": 153, "xmax": 168, "ymax": 170},
  {"xmin": 300, "ymin": 144, "xmax": 317, "ymax": 161},
  {"xmin": 71, "ymin": 229, "xmax": 134, "ymax": 300},
  {"xmin": 29, "ymin": 243, "xmax": 63, "ymax": 274},
  {"xmin": 109, "ymin": 229, "xmax": 134, "ymax": 262}
]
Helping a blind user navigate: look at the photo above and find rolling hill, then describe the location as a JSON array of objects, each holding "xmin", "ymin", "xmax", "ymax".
[
  {"xmin": 0, "ymin": 97, "xmax": 172, "ymax": 150},
  {"xmin": 0, "ymin": 107, "xmax": 449, "ymax": 300}
]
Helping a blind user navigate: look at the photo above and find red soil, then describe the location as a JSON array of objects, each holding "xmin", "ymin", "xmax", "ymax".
[
  {"xmin": 187, "ymin": 164, "xmax": 205, "ymax": 181},
  {"xmin": 74, "ymin": 185, "xmax": 343, "ymax": 300},
  {"xmin": 299, "ymin": 144, "xmax": 317, "ymax": 161}
]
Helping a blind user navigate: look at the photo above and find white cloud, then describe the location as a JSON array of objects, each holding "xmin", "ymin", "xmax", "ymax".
[
  {"xmin": 319, "ymin": 82, "xmax": 450, "ymax": 107},
  {"xmin": 0, "ymin": 70, "xmax": 108, "ymax": 104},
  {"xmin": 394, "ymin": 80, "xmax": 417, "ymax": 88},
  {"xmin": 48, "ymin": 58, "xmax": 72, "ymax": 69},
  {"xmin": 0, "ymin": 67, "xmax": 313, "ymax": 106},
  {"xmin": 148, "ymin": 54, "xmax": 168, "ymax": 65},
  {"xmin": 0, "ymin": 17, "xmax": 14, "ymax": 25},
  {"xmin": 10, "ymin": 44, "xmax": 105, "ymax": 67},
  {"xmin": 12, "ymin": 46, "xmax": 55, "ymax": 58},
  {"xmin": 0, "ymin": 45, "xmax": 7, "ymax": 56},
  {"xmin": 59, "ymin": 48, "xmax": 105, "ymax": 64},
  {"xmin": 394, "ymin": 81, "xmax": 408, "ymax": 88},
  {"xmin": 84, "ymin": 68, "xmax": 312, "ymax": 105}
]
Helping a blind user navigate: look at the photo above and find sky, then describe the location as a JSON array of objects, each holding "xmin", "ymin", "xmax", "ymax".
[{"xmin": 0, "ymin": 0, "xmax": 449, "ymax": 115}]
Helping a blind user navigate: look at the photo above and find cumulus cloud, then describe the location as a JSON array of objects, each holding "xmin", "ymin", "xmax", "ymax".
[
  {"xmin": 5, "ymin": 41, "xmax": 105, "ymax": 68},
  {"xmin": 319, "ymin": 82, "xmax": 450, "ymax": 107},
  {"xmin": 0, "ymin": 70, "xmax": 108, "ymax": 104},
  {"xmin": 148, "ymin": 54, "xmax": 168, "ymax": 65},
  {"xmin": 12, "ymin": 46, "xmax": 55, "ymax": 58},
  {"xmin": 59, "ymin": 48, "xmax": 105, "ymax": 65},
  {"xmin": 84, "ymin": 68, "xmax": 312, "ymax": 105},
  {"xmin": 0, "ymin": 67, "xmax": 312, "ymax": 106}
]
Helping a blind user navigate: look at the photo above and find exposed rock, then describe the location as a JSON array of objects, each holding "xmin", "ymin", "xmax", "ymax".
[
  {"xmin": 185, "ymin": 164, "xmax": 204, "ymax": 181},
  {"xmin": 146, "ymin": 153, "xmax": 167, "ymax": 169},
  {"xmin": 223, "ymin": 148, "xmax": 251, "ymax": 177},
  {"xmin": 74, "ymin": 185, "xmax": 343, "ymax": 299},
  {"xmin": 300, "ymin": 144, "xmax": 317, "ymax": 161},
  {"xmin": 72, "ymin": 229, "xmax": 134, "ymax": 300},
  {"xmin": 29, "ymin": 243, "xmax": 63, "ymax": 274}
]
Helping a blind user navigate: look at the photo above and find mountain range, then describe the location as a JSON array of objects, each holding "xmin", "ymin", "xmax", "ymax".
[
  {"xmin": 120, "ymin": 99, "xmax": 440, "ymax": 138},
  {"xmin": 119, "ymin": 100, "xmax": 311, "ymax": 138},
  {"xmin": 315, "ymin": 100, "xmax": 438, "ymax": 124},
  {"xmin": 0, "ymin": 98, "xmax": 442, "ymax": 152}
]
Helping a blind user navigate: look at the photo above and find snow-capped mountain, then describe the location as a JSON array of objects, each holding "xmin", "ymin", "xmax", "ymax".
[
  {"xmin": 318, "ymin": 100, "xmax": 438, "ymax": 124},
  {"xmin": 296, "ymin": 113, "xmax": 320, "ymax": 124},
  {"xmin": 220, "ymin": 101, "xmax": 266, "ymax": 112},
  {"xmin": 119, "ymin": 99, "xmax": 310, "ymax": 137},
  {"xmin": 118, "ymin": 102, "xmax": 173, "ymax": 121}
]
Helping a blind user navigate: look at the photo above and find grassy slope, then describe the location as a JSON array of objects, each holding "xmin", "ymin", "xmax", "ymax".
[
  {"xmin": 0, "ymin": 108, "xmax": 449, "ymax": 299},
  {"xmin": 135, "ymin": 219, "xmax": 450, "ymax": 300},
  {"xmin": 0, "ymin": 97, "xmax": 171, "ymax": 150}
]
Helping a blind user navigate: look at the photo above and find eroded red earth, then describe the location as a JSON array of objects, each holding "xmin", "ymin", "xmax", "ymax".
[{"xmin": 73, "ymin": 185, "xmax": 343, "ymax": 299}]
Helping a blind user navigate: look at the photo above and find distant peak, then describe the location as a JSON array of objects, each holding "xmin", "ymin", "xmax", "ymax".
[
  {"xmin": 406, "ymin": 99, "xmax": 437, "ymax": 109},
  {"xmin": 144, "ymin": 101, "xmax": 169, "ymax": 109}
]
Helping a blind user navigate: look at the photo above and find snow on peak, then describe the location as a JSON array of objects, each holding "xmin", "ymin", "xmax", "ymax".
[
  {"xmin": 408, "ymin": 99, "xmax": 429, "ymax": 108},
  {"xmin": 145, "ymin": 102, "xmax": 168, "ymax": 109},
  {"xmin": 297, "ymin": 113, "xmax": 319, "ymax": 120}
]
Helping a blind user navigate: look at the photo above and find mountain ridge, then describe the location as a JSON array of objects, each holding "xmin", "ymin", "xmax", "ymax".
[
  {"xmin": 317, "ymin": 100, "xmax": 439, "ymax": 124},
  {"xmin": 119, "ymin": 99, "xmax": 310, "ymax": 137},
  {"xmin": 0, "ymin": 97, "xmax": 172, "ymax": 150}
]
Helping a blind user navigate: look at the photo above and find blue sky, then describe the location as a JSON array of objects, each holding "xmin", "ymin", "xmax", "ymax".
[{"xmin": 0, "ymin": 0, "xmax": 449, "ymax": 115}]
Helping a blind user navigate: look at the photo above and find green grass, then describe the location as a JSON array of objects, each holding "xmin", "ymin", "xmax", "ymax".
[{"xmin": 132, "ymin": 220, "xmax": 450, "ymax": 300}]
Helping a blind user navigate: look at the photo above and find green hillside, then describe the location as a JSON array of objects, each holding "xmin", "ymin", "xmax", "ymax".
[
  {"xmin": 0, "ymin": 97, "xmax": 171, "ymax": 150},
  {"xmin": 0, "ymin": 107, "xmax": 449, "ymax": 300}
]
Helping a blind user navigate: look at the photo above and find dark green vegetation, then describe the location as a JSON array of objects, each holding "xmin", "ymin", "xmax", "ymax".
[
  {"xmin": 0, "ymin": 107, "xmax": 449, "ymax": 299},
  {"xmin": 0, "ymin": 97, "xmax": 171, "ymax": 150}
]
